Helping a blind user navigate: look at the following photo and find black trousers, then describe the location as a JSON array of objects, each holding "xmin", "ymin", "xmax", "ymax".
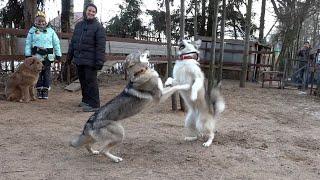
[
  {"xmin": 36, "ymin": 60, "xmax": 51, "ymax": 89},
  {"xmin": 77, "ymin": 65, "xmax": 100, "ymax": 108}
]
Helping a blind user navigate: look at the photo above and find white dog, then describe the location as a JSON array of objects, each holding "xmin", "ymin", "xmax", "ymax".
[{"xmin": 165, "ymin": 39, "xmax": 225, "ymax": 147}]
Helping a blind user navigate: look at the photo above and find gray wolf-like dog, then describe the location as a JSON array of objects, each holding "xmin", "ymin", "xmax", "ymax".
[
  {"xmin": 165, "ymin": 39, "xmax": 225, "ymax": 147},
  {"xmin": 70, "ymin": 50, "xmax": 190, "ymax": 162}
]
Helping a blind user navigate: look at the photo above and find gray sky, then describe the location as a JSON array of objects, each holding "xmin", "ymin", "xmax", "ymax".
[{"xmin": 1, "ymin": 0, "xmax": 277, "ymax": 38}]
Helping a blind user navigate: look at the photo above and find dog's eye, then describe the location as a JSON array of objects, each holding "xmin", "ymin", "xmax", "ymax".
[{"xmin": 179, "ymin": 45, "xmax": 185, "ymax": 50}]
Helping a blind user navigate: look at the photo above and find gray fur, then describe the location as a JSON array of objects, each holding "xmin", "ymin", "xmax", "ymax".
[{"xmin": 70, "ymin": 50, "xmax": 190, "ymax": 163}]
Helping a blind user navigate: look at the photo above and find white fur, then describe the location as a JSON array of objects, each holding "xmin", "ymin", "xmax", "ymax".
[{"xmin": 165, "ymin": 39, "xmax": 225, "ymax": 147}]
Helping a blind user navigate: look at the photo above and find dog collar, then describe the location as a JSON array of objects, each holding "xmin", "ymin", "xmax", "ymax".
[{"xmin": 179, "ymin": 53, "xmax": 199, "ymax": 61}]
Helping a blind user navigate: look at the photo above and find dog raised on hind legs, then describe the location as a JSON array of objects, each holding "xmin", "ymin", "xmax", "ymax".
[
  {"xmin": 70, "ymin": 50, "xmax": 190, "ymax": 162},
  {"xmin": 165, "ymin": 39, "xmax": 225, "ymax": 147}
]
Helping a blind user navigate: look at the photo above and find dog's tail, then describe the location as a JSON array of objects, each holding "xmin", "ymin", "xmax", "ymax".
[
  {"xmin": 70, "ymin": 123, "xmax": 93, "ymax": 147},
  {"xmin": 209, "ymin": 82, "xmax": 225, "ymax": 117},
  {"xmin": 70, "ymin": 134, "xmax": 90, "ymax": 147}
]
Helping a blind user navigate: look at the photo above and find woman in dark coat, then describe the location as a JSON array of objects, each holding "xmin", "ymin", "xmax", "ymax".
[{"xmin": 67, "ymin": 3, "xmax": 106, "ymax": 112}]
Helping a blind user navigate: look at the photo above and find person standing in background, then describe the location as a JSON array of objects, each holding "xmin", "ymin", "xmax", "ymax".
[
  {"xmin": 66, "ymin": 3, "xmax": 106, "ymax": 112},
  {"xmin": 25, "ymin": 11, "xmax": 62, "ymax": 99}
]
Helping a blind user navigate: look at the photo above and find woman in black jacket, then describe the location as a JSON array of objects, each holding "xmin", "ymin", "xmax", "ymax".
[{"xmin": 67, "ymin": 3, "xmax": 106, "ymax": 112}]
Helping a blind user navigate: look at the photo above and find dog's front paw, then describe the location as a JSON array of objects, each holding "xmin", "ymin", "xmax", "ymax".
[
  {"xmin": 190, "ymin": 92, "xmax": 198, "ymax": 101},
  {"xmin": 112, "ymin": 157, "xmax": 123, "ymax": 163},
  {"xmin": 202, "ymin": 141, "xmax": 212, "ymax": 147},
  {"xmin": 165, "ymin": 77, "xmax": 173, "ymax": 86}
]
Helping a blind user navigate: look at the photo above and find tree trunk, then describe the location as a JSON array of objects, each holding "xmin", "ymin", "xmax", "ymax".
[
  {"xmin": 23, "ymin": 0, "xmax": 37, "ymax": 29},
  {"xmin": 179, "ymin": 0, "xmax": 186, "ymax": 111},
  {"xmin": 180, "ymin": 0, "xmax": 185, "ymax": 38},
  {"xmin": 218, "ymin": 0, "xmax": 226, "ymax": 82},
  {"xmin": 239, "ymin": 0, "xmax": 252, "ymax": 88},
  {"xmin": 200, "ymin": 0, "xmax": 206, "ymax": 36},
  {"xmin": 165, "ymin": 0, "xmax": 177, "ymax": 111},
  {"xmin": 258, "ymin": 0, "xmax": 266, "ymax": 42},
  {"xmin": 194, "ymin": 0, "xmax": 198, "ymax": 38},
  {"xmin": 256, "ymin": 0, "xmax": 266, "ymax": 81},
  {"xmin": 61, "ymin": 0, "xmax": 71, "ymax": 33},
  {"xmin": 208, "ymin": 0, "xmax": 219, "ymax": 93}
]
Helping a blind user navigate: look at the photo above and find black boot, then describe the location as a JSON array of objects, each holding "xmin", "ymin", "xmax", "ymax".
[
  {"xmin": 42, "ymin": 88, "xmax": 49, "ymax": 99},
  {"xmin": 37, "ymin": 88, "xmax": 43, "ymax": 99}
]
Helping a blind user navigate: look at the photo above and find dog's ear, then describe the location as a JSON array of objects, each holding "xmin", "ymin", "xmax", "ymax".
[
  {"xmin": 24, "ymin": 57, "xmax": 36, "ymax": 67},
  {"xmin": 194, "ymin": 39, "xmax": 202, "ymax": 50},
  {"xmin": 140, "ymin": 50, "xmax": 150, "ymax": 63}
]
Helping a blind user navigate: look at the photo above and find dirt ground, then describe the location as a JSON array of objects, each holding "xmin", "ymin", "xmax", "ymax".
[{"xmin": 0, "ymin": 74, "xmax": 320, "ymax": 180}]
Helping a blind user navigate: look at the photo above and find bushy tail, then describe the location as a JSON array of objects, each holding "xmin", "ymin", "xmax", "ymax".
[
  {"xmin": 210, "ymin": 82, "xmax": 225, "ymax": 117},
  {"xmin": 70, "ymin": 134, "xmax": 90, "ymax": 148}
]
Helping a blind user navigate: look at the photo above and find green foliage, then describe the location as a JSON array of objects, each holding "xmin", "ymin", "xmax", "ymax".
[
  {"xmin": 106, "ymin": 0, "xmax": 144, "ymax": 37},
  {"xmin": 0, "ymin": 0, "xmax": 45, "ymax": 28},
  {"xmin": 146, "ymin": 10, "xmax": 166, "ymax": 34},
  {"xmin": 0, "ymin": 0, "xmax": 24, "ymax": 28}
]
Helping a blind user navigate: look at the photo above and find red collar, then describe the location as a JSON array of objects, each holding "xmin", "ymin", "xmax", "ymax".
[{"xmin": 179, "ymin": 53, "xmax": 198, "ymax": 61}]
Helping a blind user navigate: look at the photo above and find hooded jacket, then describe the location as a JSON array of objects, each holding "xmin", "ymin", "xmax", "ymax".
[
  {"xmin": 25, "ymin": 25, "xmax": 62, "ymax": 62},
  {"xmin": 67, "ymin": 17, "xmax": 106, "ymax": 67}
]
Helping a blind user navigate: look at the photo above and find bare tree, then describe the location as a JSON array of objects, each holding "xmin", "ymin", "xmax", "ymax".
[
  {"xmin": 258, "ymin": 0, "xmax": 266, "ymax": 42},
  {"xmin": 208, "ymin": 0, "xmax": 219, "ymax": 93},
  {"xmin": 61, "ymin": 0, "xmax": 72, "ymax": 32},
  {"xmin": 23, "ymin": 0, "xmax": 37, "ymax": 29},
  {"xmin": 179, "ymin": 0, "xmax": 186, "ymax": 111},
  {"xmin": 194, "ymin": 0, "xmax": 198, "ymax": 38},
  {"xmin": 240, "ymin": 0, "xmax": 252, "ymax": 88},
  {"xmin": 200, "ymin": 0, "xmax": 207, "ymax": 36},
  {"xmin": 270, "ymin": 0, "xmax": 318, "ymax": 69},
  {"xmin": 165, "ymin": 0, "xmax": 177, "ymax": 110},
  {"xmin": 180, "ymin": 0, "xmax": 185, "ymax": 38},
  {"xmin": 218, "ymin": 0, "xmax": 226, "ymax": 82}
]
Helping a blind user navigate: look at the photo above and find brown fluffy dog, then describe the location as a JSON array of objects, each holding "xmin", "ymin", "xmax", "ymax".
[{"xmin": 5, "ymin": 57, "xmax": 43, "ymax": 102}]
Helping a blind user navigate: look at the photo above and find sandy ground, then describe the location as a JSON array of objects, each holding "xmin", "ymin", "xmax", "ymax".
[{"xmin": 0, "ymin": 75, "xmax": 320, "ymax": 180}]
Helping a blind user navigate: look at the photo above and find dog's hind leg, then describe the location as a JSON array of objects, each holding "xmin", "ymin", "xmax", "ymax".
[
  {"xmin": 101, "ymin": 122, "xmax": 125, "ymax": 163},
  {"xmin": 201, "ymin": 116, "xmax": 216, "ymax": 147},
  {"xmin": 203, "ymin": 132, "xmax": 214, "ymax": 147},
  {"xmin": 184, "ymin": 110, "xmax": 198, "ymax": 141}
]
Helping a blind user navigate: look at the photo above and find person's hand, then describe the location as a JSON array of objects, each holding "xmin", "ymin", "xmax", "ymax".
[{"xmin": 54, "ymin": 56, "xmax": 61, "ymax": 63}]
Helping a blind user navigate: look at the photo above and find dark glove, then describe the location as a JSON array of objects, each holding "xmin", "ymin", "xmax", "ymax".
[
  {"xmin": 95, "ymin": 64, "xmax": 103, "ymax": 70},
  {"xmin": 55, "ymin": 56, "xmax": 61, "ymax": 61},
  {"xmin": 55, "ymin": 56, "xmax": 61, "ymax": 63}
]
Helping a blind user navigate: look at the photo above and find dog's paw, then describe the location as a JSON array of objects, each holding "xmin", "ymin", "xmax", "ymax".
[
  {"xmin": 92, "ymin": 150, "xmax": 100, "ymax": 155},
  {"xmin": 202, "ymin": 141, "xmax": 212, "ymax": 147},
  {"xmin": 190, "ymin": 93, "xmax": 198, "ymax": 101},
  {"xmin": 184, "ymin": 136, "xmax": 198, "ymax": 141},
  {"xmin": 112, "ymin": 157, "xmax": 123, "ymax": 163},
  {"xmin": 165, "ymin": 77, "xmax": 173, "ymax": 86}
]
